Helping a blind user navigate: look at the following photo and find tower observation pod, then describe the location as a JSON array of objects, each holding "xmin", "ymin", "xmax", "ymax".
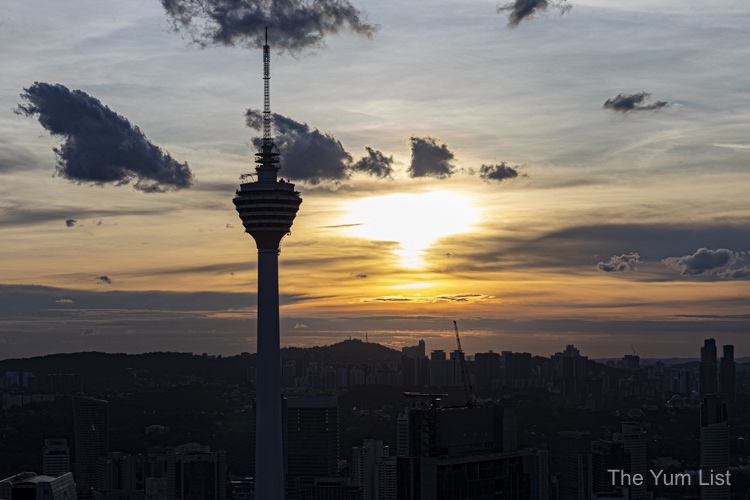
[{"xmin": 233, "ymin": 28, "xmax": 302, "ymax": 500}]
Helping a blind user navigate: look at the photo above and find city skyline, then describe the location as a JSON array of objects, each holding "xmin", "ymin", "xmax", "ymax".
[{"xmin": 2, "ymin": 0, "xmax": 750, "ymax": 360}]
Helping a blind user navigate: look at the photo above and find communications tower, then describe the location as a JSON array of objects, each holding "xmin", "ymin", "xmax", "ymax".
[{"xmin": 233, "ymin": 28, "xmax": 302, "ymax": 499}]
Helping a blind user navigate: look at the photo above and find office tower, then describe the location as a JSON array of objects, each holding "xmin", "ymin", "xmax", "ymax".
[
  {"xmin": 286, "ymin": 397, "xmax": 339, "ymax": 498},
  {"xmin": 43, "ymin": 439, "xmax": 70, "ymax": 477},
  {"xmin": 0, "ymin": 472, "xmax": 78, "ymax": 500},
  {"xmin": 233, "ymin": 29, "xmax": 302, "ymax": 500},
  {"xmin": 700, "ymin": 338, "xmax": 718, "ymax": 397},
  {"xmin": 719, "ymin": 345, "xmax": 736, "ymax": 405},
  {"xmin": 612, "ymin": 423, "xmax": 647, "ymax": 500},
  {"xmin": 73, "ymin": 396, "xmax": 109, "ymax": 500},
  {"xmin": 591, "ymin": 440, "xmax": 628, "ymax": 495},
  {"xmin": 397, "ymin": 404, "xmax": 533, "ymax": 499},
  {"xmin": 700, "ymin": 395, "xmax": 730, "ymax": 500},
  {"xmin": 557, "ymin": 431, "xmax": 592, "ymax": 500}
]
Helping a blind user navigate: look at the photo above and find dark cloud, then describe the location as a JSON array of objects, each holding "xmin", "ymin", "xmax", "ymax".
[
  {"xmin": 408, "ymin": 136, "xmax": 455, "ymax": 179},
  {"xmin": 722, "ymin": 266, "xmax": 750, "ymax": 279},
  {"xmin": 603, "ymin": 92, "xmax": 668, "ymax": 113},
  {"xmin": 497, "ymin": 0, "xmax": 572, "ymax": 28},
  {"xmin": 597, "ymin": 252, "xmax": 641, "ymax": 273},
  {"xmin": 353, "ymin": 273, "xmax": 368, "ymax": 278},
  {"xmin": 663, "ymin": 248, "xmax": 736, "ymax": 276},
  {"xmin": 65, "ymin": 219, "xmax": 77, "ymax": 227},
  {"xmin": 16, "ymin": 82, "xmax": 193, "ymax": 193},
  {"xmin": 478, "ymin": 162, "xmax": 523, "ymax": 182},
  {"xmin": 351, "ymin": 146, "xmax": 394, "ymax": 178},
  {"xmin": 161, "ymin": 0, "xmax": 378, "ymax": 53},
  {"xmin": 246, "ymin": 109, "xmax": 351, "ymax": 185},
  {"xmin": 246, "ymin": 111, "xmax": 394, "ymax": 185},
  {"xmin": 95, "ymin": 275, "xmax": 113, "ymax": 284}
]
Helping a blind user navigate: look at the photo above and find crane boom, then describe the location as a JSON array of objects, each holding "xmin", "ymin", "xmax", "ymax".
[{"xmin": 453, "ymin": 320, "xmax": 475, "ymax": 407}]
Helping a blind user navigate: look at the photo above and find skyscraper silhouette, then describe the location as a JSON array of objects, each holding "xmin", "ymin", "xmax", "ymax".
[
  {"xmin": 701, "ymin": 394, "xmax": 730, "ymax": 500},
  {"xmin": 233, "ymin": 29, "xmax": 302, "ymax": 500},
  {"xmin": 700, "ymin": 338, "xmax": 718, "ymax": 397},
  {"xmin": 72, "ymin": 396, "xmax": 108, "ymax": 499}
]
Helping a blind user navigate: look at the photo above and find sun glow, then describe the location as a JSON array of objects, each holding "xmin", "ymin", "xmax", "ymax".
[{"xmin": 342, "ymin": 191, "xmax": 479, "ymax": 267}]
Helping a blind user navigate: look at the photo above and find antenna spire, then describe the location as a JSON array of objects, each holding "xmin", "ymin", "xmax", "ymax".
[{"xmin": 262, "ymin": 26, "xmax": 271, "ymax": 145}]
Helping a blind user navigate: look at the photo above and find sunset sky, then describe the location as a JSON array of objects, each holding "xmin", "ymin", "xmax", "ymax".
[{"xmin": 2, "ymin": 0, "xmax": 749, "ymax": 360}]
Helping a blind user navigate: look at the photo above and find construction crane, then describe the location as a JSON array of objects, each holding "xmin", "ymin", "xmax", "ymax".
[{"xmin": 453, "ymin": 320, "xmax": 476, "ymax": 408}]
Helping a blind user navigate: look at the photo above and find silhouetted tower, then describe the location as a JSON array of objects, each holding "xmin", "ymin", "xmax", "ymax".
[
  {"xmin": 720, "ymin": 345, "xmax": 736, "ymax": 405},
  {"xmin": 233, "ymin": 28, "xmax": 302, "ymax": 500},
  {"xmin": 72, "ymin": 396, "xmax": 108, "ymax": 499},
  {"xmin": 701, "ymin": 395, "xmax": 730, "ymax": 500},
  {"xmin": 700, "ymin": 338, "xmax": 718, "ymax": 397}
]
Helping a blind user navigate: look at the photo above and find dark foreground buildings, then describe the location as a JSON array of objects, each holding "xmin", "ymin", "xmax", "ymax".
[{"xmin": 397, "ymin": 402, "xmax": 548, "ymax": 499}]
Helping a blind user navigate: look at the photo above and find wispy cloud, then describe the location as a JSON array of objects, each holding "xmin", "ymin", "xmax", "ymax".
[{"xmin": 597, "ymin": 252, "xmax": 641, "ymax": 273}]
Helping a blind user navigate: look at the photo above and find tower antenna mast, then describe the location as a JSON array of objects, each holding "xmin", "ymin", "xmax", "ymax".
[{"xmin": 263, "ymin": 27, "xmax": 272, "ymax": 145}]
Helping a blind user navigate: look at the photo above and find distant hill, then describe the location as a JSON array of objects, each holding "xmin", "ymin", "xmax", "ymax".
[{"xmin": 281, "ymin": 338, "xmax": 401, "ymax": 365}]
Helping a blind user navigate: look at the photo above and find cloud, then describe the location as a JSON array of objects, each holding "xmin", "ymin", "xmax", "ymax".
[
  {"xmin": 597, "ymin": 252, "xmax": 641, "ymax": 273},
  {"xmin": 603, "ymin": 92, "xmax": 668, "ymax": 113},
  {"xmin": 80, "ymin": 328, "xmax": 99, "ymax": 337},
  {"xmin": 662, "ymin": 248, "xmax": 736, "ymax": 276},
  {"xmin": 246, "ymin": 109, "xmax": 351, "ymax": 185},
  {"xmin": 497, "ymin": 0, "xmax": 572, "ymax": 28},
  {"xmin": 0, "ymin": 140, "xmax": 38, "ymax": 173},
  {"xmin": 160, "ymin": 0, "xmax": 378, "ymax": 53},
  {"xmin": 353, "ymin": 273, "xmax": 368, "ymax": 278},
  {"xmin": 16, "ymin": 82, "xmax": 193, "ymax": 192},
  {"xmin": 55, "ymin": 298, "xmax": 74, "ymax": 304},
  {"xmin": 351, "ymin": 146, "xmax": 394, "ymax": 178},
  {"xmin": 363, "ymin": 293, "xmax": 491, "ymax": 304},
  {"xmin": 95, "ymin": 275, "xmax": 113, "ymax": 284},
  {"xmin": 478, "ymin": 162, "xmax": 523, "ymax": 182},
  {"xmin": 408, "ymin": 136, "xmax": 455, "ymax": 179},
  {"xmin": 65, "ymin": 219, "xmax": 77, "ymax": 227},
  {"xmin": 294, "ymin": 323, "xmax": 309, "ymax": 329}
]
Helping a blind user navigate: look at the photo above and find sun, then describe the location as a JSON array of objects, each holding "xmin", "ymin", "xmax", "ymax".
[{"xmin": 341, "ymin": 191, "xmax": 479, "ymax": 267}]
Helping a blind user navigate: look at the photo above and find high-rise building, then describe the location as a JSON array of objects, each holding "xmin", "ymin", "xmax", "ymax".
[
  {"xmin": 719, "ymin": 345, "xmax": 736, "ymax": 405},
  {"xmin": 557, "ymin": 431, "xmax": 592, "ymax": 500},
  {"xmin": 94, "ymin": 452, "xmax": 137, "ymax": 493},
  {"xmin": 0, "ymin": 472, "xmax": 77, "ymax": 500},
  {"xmin": 397, "ymin": 404, "xmax": 535, "ymax": 499},
  {"xmin": 352, "ymin": 440, "xmax": 394, "ymax": 500},
  {"xmin": 43, "ymin": 439, "xmax": 70, "ymax": 477},
  {"xmin": 700, "ymin": 395, "xmax": 730, "ymax": 500},
  {"xmin": 232, "ymin": 29, "xmax": 302, "ymax": 500},
  {"xmin": 474, "ymin": 351, "xmax": 500, "ymax": 393},
  {"xmin": 612, "ymin": 423, "xmax": 647, "ymax": 500},
  {"xmin": 144, "ymin": 444, "xmax": 226, "ymax": 500},
  {"xmin": 700, "ymin": 339, "xmax": 718, "ymax": 397},
  {"xmin": 286, "ymin": 397, "xmax": 339, "ymax": 498},
  {"xmin": 73, "ymin": 396, "xmax": 109, "ymax": 500},
  {"xmin": 591, "ymin": 440, "xmax": 628, "ymax": 495}
]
